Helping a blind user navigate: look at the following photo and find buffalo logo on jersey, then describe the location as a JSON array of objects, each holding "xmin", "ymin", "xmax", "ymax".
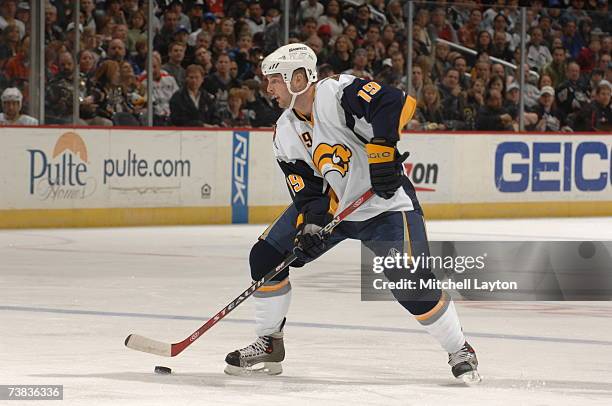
[{"xmin": 313, "ymin": 143, "xmax": 352, "ymax": 177}]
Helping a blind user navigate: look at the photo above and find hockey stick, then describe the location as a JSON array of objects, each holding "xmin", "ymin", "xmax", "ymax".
[{"xmin": 125, "ymin": 188, "xmax": 375, "ymax": 357}]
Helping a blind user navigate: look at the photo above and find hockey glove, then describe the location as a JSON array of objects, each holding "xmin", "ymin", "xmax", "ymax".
[
  {"xmin": 294, "ymin": 223, "xmax": 327, "ymax": 264},
  {"xmin": 366, "ymin": 139, "xmax": 410, "ymax": 199}
]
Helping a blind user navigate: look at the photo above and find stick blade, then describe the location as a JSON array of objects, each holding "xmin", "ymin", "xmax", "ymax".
[{"xmin": 125, "ymin": 334, "xmax": 172, "ymax": 357}]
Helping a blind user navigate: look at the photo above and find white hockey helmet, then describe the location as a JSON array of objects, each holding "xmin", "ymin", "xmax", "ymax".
[
  {"xmin": 262, "ymin": 43, "xmax": 318, "ymax": 109},
  {"xmin": 1, "ymin": 87, "xmax": 23, "ymax": 105},
  {"xmin": 262, "ymin": 43, "xmax": 318, "ymax": 84}
]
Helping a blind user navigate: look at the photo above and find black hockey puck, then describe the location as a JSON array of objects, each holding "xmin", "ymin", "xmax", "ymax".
[{"xmin": 154, "ymin": 366, "xmax": 172, "ymax": 375}]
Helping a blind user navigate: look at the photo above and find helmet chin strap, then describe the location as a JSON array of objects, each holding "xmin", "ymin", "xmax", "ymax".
[{"xmin": 285, "ymin": 81, "xmax": 313, "ymax": 111}]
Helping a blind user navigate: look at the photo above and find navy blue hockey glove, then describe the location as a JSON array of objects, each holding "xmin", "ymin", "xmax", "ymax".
[
  {"xmin": 293, "ymin": 223, "xmax": 327, "ymax": 264},
  {"xmin": 366, "ymin": 140, "xmax": 410, "ymax": 200}
]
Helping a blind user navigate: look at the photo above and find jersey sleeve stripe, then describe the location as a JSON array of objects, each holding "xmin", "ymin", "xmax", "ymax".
[{"xmin": 398, "ymin": 95, "xmax": 418, "ymax": 134}]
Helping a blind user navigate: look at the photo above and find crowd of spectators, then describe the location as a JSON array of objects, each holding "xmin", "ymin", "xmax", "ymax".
[{"xmin": 0, "ymin": 0, "xmax": 610, "ymax": 131}]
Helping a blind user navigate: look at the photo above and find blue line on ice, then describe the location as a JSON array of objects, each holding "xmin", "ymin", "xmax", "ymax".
[{"xmin": 1, "ymin": 304, "xmax": 611, "ymax": 347}]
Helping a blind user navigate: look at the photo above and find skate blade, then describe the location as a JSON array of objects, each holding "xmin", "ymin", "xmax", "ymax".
[
  {"xmin": 456, "ymin": 370, "xmax": 482, "ymax": 385},
  {"xmin": 224, "ymin": 362, "xmax": 282, "ymax": 376}
]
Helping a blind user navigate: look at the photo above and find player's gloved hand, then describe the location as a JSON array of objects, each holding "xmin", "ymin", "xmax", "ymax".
[
  {"xmin": 366, "ymin": 138, "xmax": 410, "ymax": 199},
  {"xmin": 293, "ymin": 223, "xmax": 327, "ymax": 264}
]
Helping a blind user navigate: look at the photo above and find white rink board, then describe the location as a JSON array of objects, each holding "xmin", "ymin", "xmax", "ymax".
[
  {"xmin": 0, "ymin": 127, "xmax": 611, "ymax": 227},
  {"xmin": 397, "ymin": 133, "xmax": 612, "ymax": 203},
  {"xmin": 0, "ymin": 128, "xmax": 231, "ymax": 209}
]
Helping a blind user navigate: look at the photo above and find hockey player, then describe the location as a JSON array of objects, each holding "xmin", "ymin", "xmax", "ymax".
[{"xmin": 224, "ymin": 44, "xmax": 480, "ymax": 382}]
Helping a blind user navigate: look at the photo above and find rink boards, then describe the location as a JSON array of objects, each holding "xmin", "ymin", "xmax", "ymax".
[{"xmin": 0, "ymin": 127, "xmax": 611, "ymax": 228}]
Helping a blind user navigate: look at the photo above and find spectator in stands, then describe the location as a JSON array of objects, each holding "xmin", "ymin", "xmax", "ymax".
[
  {"xmin": 154, "ymin": 9, "xmax": 180, "ymax": 58},
  {"xmin": 491, "ymin": 31, "xmax": 513, "ymax": 62},
  {"xmin": 162, "ymin": 42, "xmax": 187, "ymax": 87},
  {"xmin": 203, "ymin": 53, "xmax": 240, "ymax": 112},
  {"xmin": 532, "ymin": 86, "xmax": 562, "ymax": 132},
  {"xmin": 412, "ymin": 23, "xmax": 431, "ymax": 57},
  {"xmin": 15, "ymin": 2, "xmax": 29, "ymax": 32},
  {"xmin": 577, "ymin": 38, "xmax": 602, "ymax": 74},
  {"xmin": 363, "ymin": 24, "xmax": 386, "ymax": 59},
  {"xmin": 127, "ymin": 10, "xmax": 146, "ymax": 55},
  {"xmin": 167, "ymin": 0, "xmax": 191, "ymax": 31},
  {"xmin": 561, "ymin": 19, "xmax": 583, "ymax": 59},
  {"xmin": 427, "ymin": 7, "xmax": 457, "ymax": 44},
  {"xmin": 328, "ymin": 35, "xmax": 353, "ymax": 74},
  {"xmin": 343, "ymin": 24, "xmax": 359, "ymax": 46},
  {"xmin": 79, "ymin": 50, "xmax": 97, "ymax": 80},
  {"xmin": 383, "ymin": 2, "xmax": 402, "ymax": 32},
  {"xmin": 413, "ymin": 84, "xmax": 445, "ymax": 131},
  {"xmin": 0, "ymin": 24, "xmax": 20, "ymax": 71},
  {"xmin": 0, "ymin": 87, "xmax": 37, "ymax": 125},
  {"xmin": 188, "ymin": 0, "xmax": 205, "ymax": 31},
  {"xmin": 262, "ymin": 8, "xmax": 282, "ymax": 54},
  {"xmin": 4, "ymin": 34, "xmax": 29, "ymax": 99},
  {"xmin": 318, "ymin": 0, "xmax": 346, "ymax": 40},
  {"xmin": 543, "ymin": 46, "xmax": 568, "ymax": 88},
  {"xmin": 569, "ymin": 79, "xmax": 611, "ymax": 131},
  {"xmin": 246, "ymin": 1, "xmax": 266, "ymax": 35},
  {"xmin": 439, "ymin": 67, "xmax": 468, "ymax": 129},
  {"xmin": 107, "ymin": 38, "xmax": 128, "ymax": 64},
  {"xmin": 379, "ymin": 51, "xmax": 406, "ymax": 89},
  {"xmin": 120, "ymin": 61, "xmax": 145, "ymax": 116},
  {"xmin": 86, "ymin": 60, "xmax": 137, "ymax": 126},
  {"xmin": 45, "ymin": 51, "xmax": 79, "ymax": 124},
  {"xmin": 488, "ymin": 14, "xmax": 517, "ymax": 52},
  {"xmin": 457, "ymin": 8, "xmax": 482, "ymax": 50},
  {"xmin": 487, "ymin": 74, "xmax": 506, "ymax": 97},
  {"xmin": 0, "ymin": 0, "xmax": 25, "ymax": 40},
  {"xmin": 218, "ymin": 17, "xmax": 236, "ymax": 47},
  {"xmin": 170, "ymin": 64, "xmax": 219, "ymax": 127},
  {"xmin": 465, "ymin": 79, "xmax": 486, "ymax": 129},
  {"xmin": 476, "ymin": 89, "xmax": 515, "ymax": 131},
  {"xmin": 44, "ymin": 4, "xmax": 64, "ymax": 44},
  {"xmin": 138, "ymin": 52, "xmax": 179, "ymax": 126},
  {"xmin": 210, "ymin": 34, "xmax": 231, "ymax": 59},
  {"xmin": 556, "ymin": 61, "xmax": 589, "ymax": 123},
  {"xmin": 343, "ymin": 48, "xmax": 373, "ymax": 81},
  {"xmin": 589, "ymin": 80, "xmax": 612, "ymax": 131},
  {"xmin": 431, "ymin": 42, "xmax": 450, "ymax": 82},
  {"xmin": 298, "ymin": 0, "xmax": 324, "ymax": 25},
  {"xmin": 353, "ymin": 4, "xmax": 375, "ymax": 39},
  {"xmin": 538, "ymin": 74, "xmax": 554, "ymax": 89},
  {"xmin": 81, "ymin": 0, "xmax": 96, "ymax": 31},
  {"xmin": 299, "ymin": 17, "xmax": 318, "ymax": 42},
  {"xmin": 472, "ymin": 61, "xmax": 491, "ymax": 86},
  {"xmin": 505, "ymin": 81, "xmax": 539, "ymax": 125},
  {"xmin": 475, "ymin": 30, "xmax": 493, "ymax": 56},
  {"xmin": 527, "ymin": 27, "xmax": 552, "ymax": 70},
  {"xmin": 409, "ymin": 64, "xmax": 429, "ymax": 102},
  {"xmin": 241, "ymin": 78, "xmax": 280, "ymax": 127},
  {"xmin": 219, "ymin": 87, "xmax": 252, "ymax": 127},
  {"xmin": 453, "ymin": 56, "xmax": 470, "ymax": 91},
  {"xmin": 105, "ymin": 0, "xmax": 127, "ymax": 25},
  {"xmin": 194, "ymin": 46, "xmax": 213, "ymax": 76}
]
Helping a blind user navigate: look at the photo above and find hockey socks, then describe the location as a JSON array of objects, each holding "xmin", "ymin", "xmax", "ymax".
[
  {"xmin": 254, "ymin": 278, "xmax": 292, "ymax": 337},
  {"xmin": 415, "ymin": 292, "xmax": 465, "ymax": 354}
]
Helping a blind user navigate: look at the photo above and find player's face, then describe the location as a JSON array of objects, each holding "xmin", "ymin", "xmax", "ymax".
[
  {"xmin": 266, "ymin": 74, "xmax": 291, "ymax": 109},
  {"xmin": 540, "ymin": 93, "xmax": 554, "ymax": 108},
  {"xmin": 597, "ymin": 87, "xmax": 611, "ymax": 106},
  {"xmin": 186, "ymin": 71, "xmax": 204, "ymax": 92},
  {"xmin": 2, "ymin": 100, "xmax": 20, "ymax": 120}
]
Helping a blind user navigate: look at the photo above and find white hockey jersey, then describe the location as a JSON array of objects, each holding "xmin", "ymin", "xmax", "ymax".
[{"xmin": 273, "ymin": 74, "xmax": 418, "ymax": 223}]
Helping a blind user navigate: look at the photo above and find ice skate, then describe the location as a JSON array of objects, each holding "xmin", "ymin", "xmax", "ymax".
[
  {"xmin": 448, "ymin": 341, "xmax": 481, "ymax": 384},
  {"xmin": 224, "ymin": 331, "xmax": 285, "ymax": 376}
]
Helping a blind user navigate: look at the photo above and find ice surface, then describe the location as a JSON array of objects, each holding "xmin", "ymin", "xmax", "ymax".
[{"xmin": 1, "ymin": 217, "xmax": 612, "ymax": 405}]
